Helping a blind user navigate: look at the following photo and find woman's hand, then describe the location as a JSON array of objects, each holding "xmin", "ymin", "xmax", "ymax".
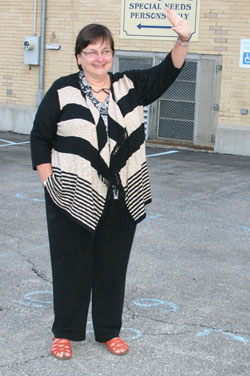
[
  {"xmin": 37, "ymin": 163, "xmax": 53, "ymax": 186},
  {"xmin": 165, "ymin": 7, "xmax": 191, "ymax": 41},
  {"xmin": 165, "ymin": 7, "xmax": 191, "ymax": 68}
]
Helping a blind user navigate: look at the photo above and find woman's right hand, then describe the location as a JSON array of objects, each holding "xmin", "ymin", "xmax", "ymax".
[{"xmin": 37, "ymin": 163, "xmax": 53, "ymax": 186}]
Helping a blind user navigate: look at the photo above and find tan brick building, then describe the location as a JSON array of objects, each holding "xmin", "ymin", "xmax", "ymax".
[{"xmin": 0, "ymin": 0, "xmax": 249, "ymax": 155}]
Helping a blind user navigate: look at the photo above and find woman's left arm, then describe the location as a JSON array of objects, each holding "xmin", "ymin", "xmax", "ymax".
[
  {"xmin": 123, "ymin": 8, "xmax": 191, "ymax": 106},
  {"xmin": 165, "ymin": 7, "xmax": 191, "ymax": 68}
]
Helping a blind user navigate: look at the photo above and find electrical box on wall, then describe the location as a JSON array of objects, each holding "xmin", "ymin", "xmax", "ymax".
[{"xmin": 24, "ymin": 36, "xmax": 40, "ymax": 65}]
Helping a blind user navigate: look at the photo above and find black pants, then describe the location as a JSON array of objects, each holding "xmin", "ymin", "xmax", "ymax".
[{"xmin": 44, "ymin": 190, "xmax": 136, "ymax": 342}]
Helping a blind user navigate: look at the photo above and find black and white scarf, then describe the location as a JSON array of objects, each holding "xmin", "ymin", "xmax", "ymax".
[{"xmin": 79, "ymin": 71, "xmax": 127, "ymax": 200}]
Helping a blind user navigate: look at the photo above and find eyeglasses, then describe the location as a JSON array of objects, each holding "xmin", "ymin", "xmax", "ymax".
[{"xmin": 81, "ymin": 48, "xmax": 113, "ymax": 59}]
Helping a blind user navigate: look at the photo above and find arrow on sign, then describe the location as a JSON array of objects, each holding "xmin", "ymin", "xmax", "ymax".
[{"xmin": 137, "ymin": 24, "xmax": 172, "ymax": 30}]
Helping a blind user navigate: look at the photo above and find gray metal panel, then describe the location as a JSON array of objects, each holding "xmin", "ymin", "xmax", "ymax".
[
  {"xmin": 195, "ymin": 55, "xmax": 222, "ymax": 146},
  {"xmin": 157, "ymin": 59, "xmax": 198, "ymax": 142}
]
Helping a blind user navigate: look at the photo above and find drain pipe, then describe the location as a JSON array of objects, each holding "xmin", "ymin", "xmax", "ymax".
[
  {"xmin": 36, "ymin": 0, "xmax": 47, "ymax": 106},
  {"xmin": 33, "ymin": 0, "xmax": 37, "ymax": 36}
]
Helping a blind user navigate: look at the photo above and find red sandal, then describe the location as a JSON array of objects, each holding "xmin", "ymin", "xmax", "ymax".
[
  {"xmin": 103, "ymin": 337, "xmax": 129, "ymax": 355},
  {"xmin": 51, "ymin": 337, "xmax": 72, "ymax": 360}
]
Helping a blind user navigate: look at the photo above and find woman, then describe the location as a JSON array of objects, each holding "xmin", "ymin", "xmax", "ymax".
[{"xmin": 30, "ymin": 7, "xmax": 191, "ymax": 359}]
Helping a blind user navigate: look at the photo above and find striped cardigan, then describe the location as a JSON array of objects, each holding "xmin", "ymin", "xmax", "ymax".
[{"xmin": 30, "ymin": 52, "xmax": 182, "ymax": 232}]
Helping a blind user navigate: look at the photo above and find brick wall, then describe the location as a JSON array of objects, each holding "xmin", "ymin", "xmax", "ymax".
[{"xmin": 0, "ymin": 0, "xmax": 249, "ymax": 127}]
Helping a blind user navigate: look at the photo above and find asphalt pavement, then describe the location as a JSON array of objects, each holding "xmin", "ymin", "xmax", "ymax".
[{"xmin": 0, "ymin": 131, "xmax": 249, "ymax": 376}]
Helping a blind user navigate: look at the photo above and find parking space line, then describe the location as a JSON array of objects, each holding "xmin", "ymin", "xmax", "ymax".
[
  {"xmin": 0, "ymin": 138, "xmax": 16, "ymax": 144},
  {"xmin": 0, "ymin": 141, "xmax": 30, "ymax": 147},
  {"xmin": 147, "ymin": 150, "xmax": 179, "ymax": 157}
]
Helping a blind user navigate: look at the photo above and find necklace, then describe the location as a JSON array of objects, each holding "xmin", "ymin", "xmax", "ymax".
[{"xmin": 91, "ymin": 87, "xmax": 110, "ymax": 95}]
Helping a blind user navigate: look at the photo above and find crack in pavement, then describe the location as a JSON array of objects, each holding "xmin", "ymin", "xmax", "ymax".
[
  {"xmin": 26, "ymin": 258, "xmax": 51, "ymax": 283},
  {"xmin": 126, "ymin": 305, "xmax": 250, "ymax": 341},
  {"xmin": 0, "ymin": 354, "xmax": 49, "ymax": 369}
]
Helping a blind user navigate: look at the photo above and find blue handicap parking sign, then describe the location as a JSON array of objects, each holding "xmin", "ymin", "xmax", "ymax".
[{"xmin": 243, "ymin": 52, "xmax": 250, "ymax": 65}]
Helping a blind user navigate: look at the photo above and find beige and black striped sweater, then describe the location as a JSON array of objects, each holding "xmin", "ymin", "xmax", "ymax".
[{"xmin": 31, "ymin": 52, "xmax": 182, "ymax": 232}]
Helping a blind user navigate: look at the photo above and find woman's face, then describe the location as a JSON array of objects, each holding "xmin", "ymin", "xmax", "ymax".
[{"xmin": 77, "ymin": 38, "xmax": 113, "ymax": 80}]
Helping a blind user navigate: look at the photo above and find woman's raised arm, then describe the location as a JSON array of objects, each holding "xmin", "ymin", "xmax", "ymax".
[{"xmin": 165, "ymin": 7, "xmax": 192, "ymax": 68}]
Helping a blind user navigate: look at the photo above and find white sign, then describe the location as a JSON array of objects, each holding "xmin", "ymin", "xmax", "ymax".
[
  {"xmin": 120, "ymin": 0, "xmax": 200, "ymax": 41},
  {"xmin": 239, "ymin": 39, "xmax": 250, "ymax": 69}
]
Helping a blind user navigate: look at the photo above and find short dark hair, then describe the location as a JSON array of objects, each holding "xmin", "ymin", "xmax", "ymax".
[{"xmin": 75, "ymin": 24, "xmax": 115, "ymax": 70}]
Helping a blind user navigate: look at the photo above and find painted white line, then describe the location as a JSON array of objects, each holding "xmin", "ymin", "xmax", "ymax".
[
  {"xmin": 0, "ymin": 138, "xmax": 15, "ymax": 144},
  {"xmin": 146, "ymin": 150, "xmax": 179, "ymax": 157},
  {"xmin": 0, "ymin": 141, "xmax": 30, "ymax": 147}
]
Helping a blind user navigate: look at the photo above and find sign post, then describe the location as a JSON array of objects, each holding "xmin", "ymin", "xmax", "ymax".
[{"xmin": 120, "ymin": 0, "xmax": 200, "ymax": 41}]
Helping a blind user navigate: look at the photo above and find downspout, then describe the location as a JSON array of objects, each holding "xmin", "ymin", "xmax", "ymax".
[
  {"xmin": 33, "ymin": 0, "xmax": 37, "ymax": 36},
  {"xmin": 36, "ymin": 0, "xmax": 47, "ymax": 106}
]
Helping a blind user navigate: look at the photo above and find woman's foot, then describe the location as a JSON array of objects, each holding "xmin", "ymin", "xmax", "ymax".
[
  {"xmin": 103, "ymin": 337, "xmax": 129, "ymax": 355},
  {"xmin": 51, "ymin": 337, "xmax": 72, "ymax": 360}
]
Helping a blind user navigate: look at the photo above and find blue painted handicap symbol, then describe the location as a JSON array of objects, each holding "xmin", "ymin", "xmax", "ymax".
[{"xmin": 243, "ymin": 52, "xmax": 250, "ymax": 65}]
